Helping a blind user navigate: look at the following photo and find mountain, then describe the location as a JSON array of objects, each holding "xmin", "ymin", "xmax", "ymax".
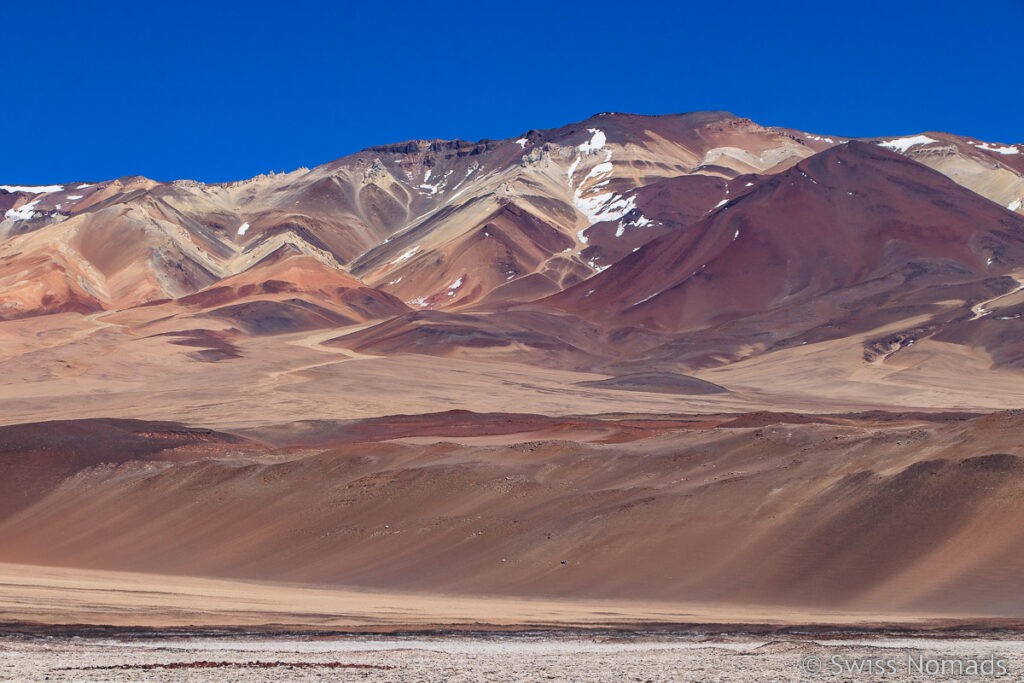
[
  {"xmin": 5, "ymin": 112, "xmax": 1019, "ymax": 325},
  {"xmin": 1, "ymin": 111, "xmax": 1023, "ymax": 393},
  {"xmin": 5, "ymin": 113, "xmax": 1024, "ymax": 627},
  {"xmin": 1, "ymin": 111, "xmax": 1023, "ymax": 389},
  {"xmin": 543, "ymin": 141, "xmax": 1024, "ymax": 367}
]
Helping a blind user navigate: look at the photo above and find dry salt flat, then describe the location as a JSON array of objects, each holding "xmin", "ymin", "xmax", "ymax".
[{"xmin": 3, "ymin": 633, "xmax": 1024, "ymax": 682}]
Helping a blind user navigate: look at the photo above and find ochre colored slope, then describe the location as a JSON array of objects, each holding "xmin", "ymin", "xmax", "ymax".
[{"xmin": 2, "ymin": 412, "xmax": 1024, "ymax": 617}]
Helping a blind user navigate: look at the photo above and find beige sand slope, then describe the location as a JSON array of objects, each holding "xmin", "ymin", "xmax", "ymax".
[
  {"xmin": 2, "ymin": 412, "xmax": 1024, "ymax": 628},
  {"xmin": 0, "ymin": 563, "xmax": 970, "ymax": 631}
]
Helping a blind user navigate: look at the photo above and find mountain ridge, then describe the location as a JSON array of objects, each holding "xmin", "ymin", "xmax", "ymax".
[{"xmin": 2, "ymin": 112, "xmax": 1024, "ymax": 383}]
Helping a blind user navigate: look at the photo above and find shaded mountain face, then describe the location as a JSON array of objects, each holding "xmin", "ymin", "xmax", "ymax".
[{"xmin": 1, "ymin": 112, "xmax": 1023, "ymax": 373}]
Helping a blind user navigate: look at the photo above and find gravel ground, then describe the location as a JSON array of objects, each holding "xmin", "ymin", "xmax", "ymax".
[{"xmin": 3, "ymin": 633, "xmax": 1024, "ymax": 681}]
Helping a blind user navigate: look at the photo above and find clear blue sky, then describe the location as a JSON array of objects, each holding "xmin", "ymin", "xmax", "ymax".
[{"xmin": 2, "ymin": 0, "xmax": 1021, "ymax": 184}]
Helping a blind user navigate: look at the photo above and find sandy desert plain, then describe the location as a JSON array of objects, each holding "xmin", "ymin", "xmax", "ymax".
[{"xmin": 4, "ymin": 112, "xmax": 1024, "ymax": 679}]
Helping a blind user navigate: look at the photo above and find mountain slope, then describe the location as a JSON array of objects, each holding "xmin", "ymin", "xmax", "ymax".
[
  {"xmin": 1, "ymin": 112, "xmax": 1022, "ymax": 371},
  {"xmin": 541, "ymin": 141, "xmax": 1024, "ymax": 367},
  {"xmin": 0, "ymin": 112, "xmax": 872, "ymax": 320}
]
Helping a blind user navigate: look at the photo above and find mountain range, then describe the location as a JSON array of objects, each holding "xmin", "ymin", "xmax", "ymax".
[
  {"xmin": 3, "ymin": 111, "xmax": 1023, "ymax": 378},
  {"xmin": 3, "ymin": 112, "xmax": 1024, "ymax": 626}
]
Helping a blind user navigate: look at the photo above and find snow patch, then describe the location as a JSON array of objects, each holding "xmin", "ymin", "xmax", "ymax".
[
  {"xmin": 577, "ymin": 128, "xmax": 606, "ymax": 154},
  {"xmin": 447, "ymin": 276, "xmax": 464, "ymax": 295},
  {"xmin": 615, "ymin": 214, "xmax": 653, "ymax": 237},
  {"xmin": 0, "ymin": 184, "xmax": 63, "ymax": 194},
  {"xmin": 633, "ymin": 292, "xmax": 658, "ymax": 306},
  {"xmin": 237, "ymin": 222, "xmax": 250, "ymax": 236},
  {"xmin": 388, "ymin": 276, "xmax": 403, "ymax": 285},
  {"xmin": 570, "ymin": 145, "xmax": 633, "ymax": 226},
  {"xmin": 1008, "ymin": 198, "xmax": 1022, "ymax": 212},
  {"xmin": 575, "ymin": 191, "xmax": 637, "ymax": 227},
  {"xmin": 585, "ymin": 161, "xmax": 614, "ymax": 181},
  {"xmin": 877, "ymin": 135, "xmax": 937, "ymax": 153},
  {"xmin": 4, "ymin": 199, "xmax": 41, "ymax": 221},
  {"xmin": 416, "ymin": 169, "xmax": 452, "ymax": 196},
  {"xmin": 391, "ymin": 246, "xmax": 421, "ymax": 265},
  {"xmin": 515, "ymin": 138, "xmax": 527, "ymax": 148},
  {"xmin": 76, "ymin": 183, "xmax": 94, "ymax": 189},
  {"xmin": 733, "ymin": 229, "xmax": 740, "ymax": 241},
  {"xmin": 567, "ymin": 157, "xmax": 581, "ymax": 182},
  {"xmin": 567, "ymin": 139, "xmax": 638, "ymax": 241},
  {"xmin": 973, "ymin": 141, "xmax": 1019, "ymax": 155},
  {"xmin": 66, "ymin": 195, "xmax": 83, "ymax": 200}
]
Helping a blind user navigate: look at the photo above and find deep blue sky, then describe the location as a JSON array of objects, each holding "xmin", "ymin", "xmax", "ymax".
[{"xmin": 2, "ymin": 0, "xmax": 1021, "ymax": 184}]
